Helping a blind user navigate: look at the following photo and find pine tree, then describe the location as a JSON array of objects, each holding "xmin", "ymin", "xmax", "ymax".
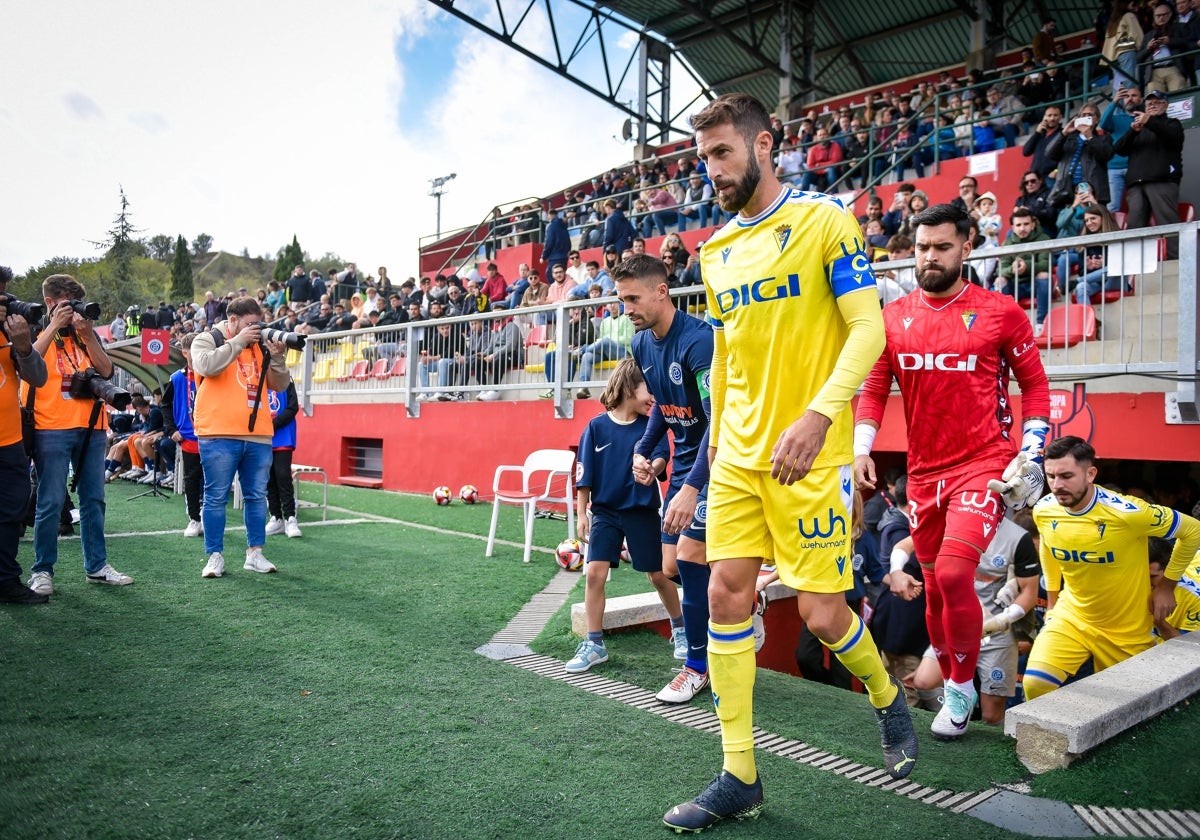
[
  {"xmin": 273, "ymin": 235, "xmax": 305, "ymax": 283},
  {"xmin": 170, "ymin": 234, "xmax": 193, "ymax": 304},
  {"xmin": 93, "ymin": 186, "xmax": 144, "ymax": 285}
]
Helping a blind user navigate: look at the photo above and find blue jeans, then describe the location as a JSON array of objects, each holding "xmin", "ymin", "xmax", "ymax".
[
  {"xmin": 1107, "ymin": 168, "xmax": 1127, "ymax": 213},
  {"xmin": 544, "ymin": 349, "xmax": 578, "ymax": 384},
  {"xmin": 1012, "ymin": 275, "xmax": 1057, "ymax": 324},
  {"xmin": 1055, "ymin": 250, "xmax": 1081, "ymax": 282},
  {"xmin": 418, "ymin": 358, "xmax": 455, "ymax": 389},
  {"xmin": 642, "ymin": 209, "xmax": 678, "ymax": 238},
  {"xmin": 677, "ymin": 202, "xmax": 711, "ymax": 230},
  {"xmin": 33, "ymin": 427, "xmax": 109, "ymax": 575},
  {"xmin": 199, "ymin": 438, "xmax": 273, "ymax": 555},
  {"xmin": 577, "ymin": 338, "xmax": 629, "ymax": 383},
  {"xmin": 1074, "ymin": 269, "xmax": 1129, "ymax": 303}
]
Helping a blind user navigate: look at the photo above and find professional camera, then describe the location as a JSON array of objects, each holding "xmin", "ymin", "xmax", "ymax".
[
  {"xmin": 68, "ymin": 368, "xmax": 133, "ymax": 410},
  {"xmin": 255, "ymin": 322, "xmax": 306, "ymax": 350},
  {"xmin": 68, "ymin": 299, "xmax": 103, "ymax": 320},
  {"xmin": 0, "ymin": 295, "xmax": 46, "ymax": 323}
]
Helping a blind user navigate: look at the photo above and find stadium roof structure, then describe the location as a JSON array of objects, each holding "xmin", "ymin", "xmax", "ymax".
[{"xmin": 425, "ymin": 0, "xmax": 1097, "ymax": 146}]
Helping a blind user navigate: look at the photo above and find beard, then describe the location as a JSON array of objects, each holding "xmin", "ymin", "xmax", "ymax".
[
  {"xmin": 714, "ymin": 154, "xmax": 761, "ymax": 213},
  {"xmin": 916, "ymin": 261, "xmax": 962, "ymax": 294}
]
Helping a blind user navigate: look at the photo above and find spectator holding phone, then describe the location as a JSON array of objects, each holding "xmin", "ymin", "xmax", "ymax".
[{"xmin": 1046, "ymin": 104, "xmax": 1114, "ymax": 208}]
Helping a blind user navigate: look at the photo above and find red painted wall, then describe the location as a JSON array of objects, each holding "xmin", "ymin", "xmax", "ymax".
[{"xmin": 294, "ymin": 389, "xmax": 1200, "ymax": 495}]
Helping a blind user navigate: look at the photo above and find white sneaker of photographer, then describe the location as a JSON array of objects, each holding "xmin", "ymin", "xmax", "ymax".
[
  {"xmin": 183, "ymin": 519, "xmax": 203, "ymax": 538},
  {"xmin": 265, "ymin": 516, "xmax": 285, "ymax": 536},
  {"xmin": 284, "ymin": 516, "xmax": 302, "ymax": 538},
  {"xmin": 244, "ymin": 548, "xmax": 277, "ymax": 574},
  {"xmin": 201, "ymin": 552, "xmax": 224, "ymax": 578}
]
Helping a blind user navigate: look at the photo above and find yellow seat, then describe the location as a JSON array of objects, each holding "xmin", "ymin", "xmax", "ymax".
[
  {"xmin": 311, "ymin": 359, "xmax": 331, "ymax": 383},
  {"xmin": 327, "ymin": 359, "xmax": 348, "ymax": 381},
  {"xmin": 596, "ymin": 359, "xmax": 621, "ymax": 371},
  {"xmin": 285, "ymin": 348, "xmax": 302, "ymax": 368},
  {"xmin": 525, "ymin": 364, "xmax": 545, "ymax": 374},
  {"xmin": 338, "ymin": 340, "xmax": 355, "ymax": 362}
]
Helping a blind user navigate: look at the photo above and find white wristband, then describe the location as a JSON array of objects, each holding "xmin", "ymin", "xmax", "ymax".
[
  {"xmin": 853, "ymin": 424, "xmax": 877, "ymax": 458},
  {"xmin": 1004, "ymin": 603, "xmax": 1026, "ymax": 624},
  {"xmin": 889, "ymin": 547, "xmax": 909, "ymax": 575}
]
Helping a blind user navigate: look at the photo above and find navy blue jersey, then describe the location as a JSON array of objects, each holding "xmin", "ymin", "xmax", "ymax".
[
  {"xmin": 577, "ymin": 411, "xmax": 669, "ymax": 510},
  {"xmin": 632, "ymin": 310, "xmax": 712, "ymax": 475}
]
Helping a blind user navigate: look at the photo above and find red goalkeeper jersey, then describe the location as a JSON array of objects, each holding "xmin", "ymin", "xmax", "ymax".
[{"xmin": 856, "ymin": 283, "xmax": 1050, "ymax": 481}]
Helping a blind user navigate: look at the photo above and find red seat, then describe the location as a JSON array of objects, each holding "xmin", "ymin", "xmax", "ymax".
[
  {"xmin": 1089, "ymin": 277, "xmax": 1135, "ymax": 305},
  {"xmin": 339, "ymin": 360, "xmax": 369, "ymax": 382},
  {"xmin": 356, "ymin": 360, "xmax": 381, "ymax": 381},
  {"xmin": 524, "ymin": 324, "xmax": 548, "ymax": 348},
  {"xmin": 1180, "ymin": 202, "xmax": 1195, "ymax": 223},
  {"xmin": 377, "ymin": 357, "xmax": 404, "ymax": 379},
  {"xmin": 366, "ymin": 358, "xmax": 389, "ymax": 379},
  {"xmin": 1035, "ymin": 303, "xmax": 1096, "ymax": 349},
  {"xmin": 1112, "ymin": 210, "xmax": 1127, "ymax": 229}
]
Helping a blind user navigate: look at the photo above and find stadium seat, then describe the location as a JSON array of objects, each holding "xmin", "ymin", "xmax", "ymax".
[
  {"xmin": 339, "ymin": 360, "xmax": 369, "ymax": 382},
  {"xmin": 1180, "ymin": 202, "xmax": 1195, "ymax": 223},
  {"xmin": 1090, "ymin": 277, "xmax": 1135, "ymax": 305},
  {"xmin": 1112, "ymin": 210, "xmax": 1127, "ymax": 229},
  {"xmin": 311, "ymin": 359, "xmax": 331, "ymax": 383},
  {"xmin": 524, "ymin": 325, "xmax": 549, "ymax": 348},
  {"xmin": 366, "ymin": 358, "xmax": 389, "ymax": 380},
  {"xmin": 383, "ymin": 357, "xmax": 406, "ymax": 379},
  {"xmin": 1035, "ymin": 303, "xmax": 1097, "ymax": 349},
  {"xmin": 486, "ymin": 449, "xmax": 576, "ymax": 565},
  {"xmin": 357, "ymin": 360, "xmax": 381, "ymax": 381}
]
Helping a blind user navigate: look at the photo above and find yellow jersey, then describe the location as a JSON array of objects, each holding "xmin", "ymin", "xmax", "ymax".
[
  {"xmin": 1164, "ymin": 552, "xmax": 1200, "ymax": 635},
  {"xmin": 701, "ymin": 187, "xmax": 883, "ymax": 471},
  {"xmin": 1034, "ymin": 487, "xmax": 1200, "ymax": 642}
]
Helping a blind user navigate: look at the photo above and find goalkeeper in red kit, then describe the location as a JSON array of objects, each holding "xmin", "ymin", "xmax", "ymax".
[{"xmin": 854, "ymin": 203, "xmax": 1049, "ymax": 741}]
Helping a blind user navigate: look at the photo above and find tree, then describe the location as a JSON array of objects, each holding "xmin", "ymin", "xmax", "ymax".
[
  {"xmin": 170, "ymin": 235, "xmax": 193, "ymax": 304},
  {"xmin": 192, "ymin": 233, "xmax": 213, "ymax": 258},
  {"xmin": 272, "ymin": 234, "xmax": 305, "ymax": 283},
  {"xmin": 93, "ymin": 186, "xmax": 145, "ymax": 286},
  {"xmin": 146, "ymin": 234, "xmax": 175, "ymax": 262}
]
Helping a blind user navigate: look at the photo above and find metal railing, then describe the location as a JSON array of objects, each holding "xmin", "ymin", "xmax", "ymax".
[{"xmin": 296, "ymin": 224, "xmax": 1198, "ymax": 419}]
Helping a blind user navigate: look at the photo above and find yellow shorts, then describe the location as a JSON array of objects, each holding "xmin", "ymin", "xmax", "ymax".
[
  {"xmin": 1027, "ymin": 607, "xmax": 1157, "ymax": 678},
  {"xmin": 708, "ymin": 459, "xmax": 853, "ymax": 594}
]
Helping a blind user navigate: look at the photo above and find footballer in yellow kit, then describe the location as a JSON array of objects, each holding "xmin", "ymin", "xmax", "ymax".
[
  {"xmin": 1026, "ymin": 437, "xmax": 1200, "ymax": 699},
  {"xmin": 1151, "ymin": 550, "xmax": 1200, "ymax": 637},
  {"xmin": 663, "ymin": 92, "xmax": 916, "ymax": 836},
  {"xmin": 703, "ymin": 187, "xmax": 878, "ymax": 592}
]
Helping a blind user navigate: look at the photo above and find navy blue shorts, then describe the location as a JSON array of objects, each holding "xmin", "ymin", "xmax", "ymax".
[
  {"xmin": 589, "ymin": 505, "xmax": 662, "ymax": 572},
  {"xmin": 661, "ymin": 479, "xmax": 707, "ymax": 545}
]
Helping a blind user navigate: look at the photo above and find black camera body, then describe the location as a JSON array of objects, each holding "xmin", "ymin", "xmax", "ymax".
[
  {"xmin": 68, "ymin": 300, "xmax": 103, "ymax": 320},
  {"xmin": 68, "ymin": 368, "xmax": 132, "ymax": 410},
  {"xmin": 0, "ymin": 295, "xmax": 45, "ymax": 323},
  {"xmin": 254, "ymin": 322, "xmax": 306, "ymax": 350}
]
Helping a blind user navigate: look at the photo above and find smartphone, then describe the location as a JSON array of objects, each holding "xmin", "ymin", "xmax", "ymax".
[
  {"xmin": 1076, "ymin": 116, "xmax": 1094, "ymax": 127},
  {"xmin": 1076, "ymin": 182, "xmax": 1092, "ymax": 195}
]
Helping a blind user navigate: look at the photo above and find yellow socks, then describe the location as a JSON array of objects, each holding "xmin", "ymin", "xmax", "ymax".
[
  {"xmin": 709, "ymin": 618, "xmax": 757, "ymax": 783},
  {"xmin": 827, "ymin": 612, "xmax": 897, "ymax": 708}
]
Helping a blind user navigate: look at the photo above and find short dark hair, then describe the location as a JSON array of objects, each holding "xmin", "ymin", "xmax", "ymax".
[
  {"xmin": 1044, "ymin": 435, "xmax": 1095, "ymax": 465},
  {"xmin": 1010, "ymin": 206, "xmax": 1036, "ymax": 225},
  {"xmin": 42, "ymin": 274, "xmax": 86, "ymax": 301},
  {"xmin": 893, "ymin": 475, "xmax": 909, "ymax": 507},
  {"xmin": 689, "ymin": 92, "xmax": 772, "ymax": 149},
  {"xmin": 611, "ymin": 254, "xmax": 670, "ymax": 287},
  {"xmin": 910, "ymin": 203, "xmax": 972, "ymax": 239},
  {"xmin": 227, "ymin": 298, "xmax": 262, "ymax": 319}
]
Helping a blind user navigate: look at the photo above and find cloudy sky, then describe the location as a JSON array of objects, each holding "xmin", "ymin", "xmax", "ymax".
[{"xmin": 1, "ymin": 0, "xmax": 688, "ymax": 278}]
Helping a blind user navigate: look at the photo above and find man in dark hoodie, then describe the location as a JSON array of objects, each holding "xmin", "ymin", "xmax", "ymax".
[{"xmin": 1115, "ymin": 89, "xmax": 1185, "ymax": 258}]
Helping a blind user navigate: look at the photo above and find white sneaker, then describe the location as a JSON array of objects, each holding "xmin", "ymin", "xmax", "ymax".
[
  {"xmin": 1034, "ymin": 323, "xmax": 1045, "ymax": 338},
  {"xmin": 157, "ymin": 471, "xmax": 175, "ymax": 487},
  {"xmin": 183, "ymin": 519, "xmax": 203, "ymax": 538},
  {"xmin": 28, "ymin": 571, "xmax": 54, "ymax": 595},
  {"xmin": 244, "ymin": 548, "xmax": 277, "ymax": 574},
  {"xmin": 931, "ymin": 683, "xmax": 977, "ymax": 740},
  {"xmin": 120, "ymin": 468, "xmax": 144, "ymax": 480},
  {"xmin": 753, "ymin": 613, "xmax": 766, "ymax": 653},
  {"xmin": 265, "ymin": 516, "xmax": 285, "ymax": 536},
  {"xmin": 656, "ymin": 666, "xmax": 709, "ymax": 704},
  {"xmin": 477, "ymin": 389, "xmax": 500, "ymax": 401},
  {"xmin": 284, "ymin": 516, "xmax": 302, "ymax": 538},
  {"xmin": 138, "ymin": 471, "xmax": 157, "ymax": 484},
  {"xmin": 202, "ymin": 552, "xmax": 225, "ymax": 578},
  {"xmin": 86, "ymin": 564, "xmax": 133, "ymax": 586},
  {"xmin": 671, "ymin": 626, "xmax": 688, "ymax": 660}
]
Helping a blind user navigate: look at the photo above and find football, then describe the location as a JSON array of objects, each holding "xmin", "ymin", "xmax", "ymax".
[
  {"xmin": 556, "ymin": 538, "xmax": 585, "ymax": 571},
  {"xmin": 433, "ymin": 486, "xmax": 452, "ymax": 506},
  {"xmin": 459, "ymin": 484, "xmax": 479, "ymax": 504}
]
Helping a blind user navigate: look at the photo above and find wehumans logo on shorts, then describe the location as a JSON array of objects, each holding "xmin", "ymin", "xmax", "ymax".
[
  {"xmin": 960, "ymin": 491, "xmax": 1001, "ymax": 517},
  {"xmin": 798, "ymin": 508, "xmax": 847, "ymax": 540}
]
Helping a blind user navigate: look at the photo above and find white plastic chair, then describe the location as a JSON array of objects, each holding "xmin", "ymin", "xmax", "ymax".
[{"xmin": 486, "ymin": 449, "xmax": 576, "ymax": 564}]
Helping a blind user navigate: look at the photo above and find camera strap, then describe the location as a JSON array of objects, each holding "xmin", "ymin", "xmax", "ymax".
[
  {"xmin": 246, "ymin": 345, "xmax": 270, "ymax": 433},
  {"xmin": 70, "ymin": 399, "xmax": 104, "ymax": 494}
]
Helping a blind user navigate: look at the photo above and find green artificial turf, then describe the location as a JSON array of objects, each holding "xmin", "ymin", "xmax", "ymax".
[{"xmin": 0, "ymin": 487, "xmax": 1193, "ymax": 839}]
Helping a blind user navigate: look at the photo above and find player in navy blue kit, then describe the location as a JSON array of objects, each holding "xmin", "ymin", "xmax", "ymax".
[
  {"xmin": 566, "ymin": 358, "xmax": 678, "ymax": 673},
  {"xmin": 616, "ymin": 254, "xmax": 715, "ymax": 704}
]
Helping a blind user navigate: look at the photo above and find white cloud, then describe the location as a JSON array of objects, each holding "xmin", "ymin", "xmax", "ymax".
[{"xmin": 0, "ymin": 0, "xmax": 694, "ymax": 282}]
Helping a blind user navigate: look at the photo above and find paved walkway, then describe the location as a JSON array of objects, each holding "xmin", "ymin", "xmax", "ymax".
[{"xmin": 476, "ymin": 564, "xmax": 1200, "ymax": 839}]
